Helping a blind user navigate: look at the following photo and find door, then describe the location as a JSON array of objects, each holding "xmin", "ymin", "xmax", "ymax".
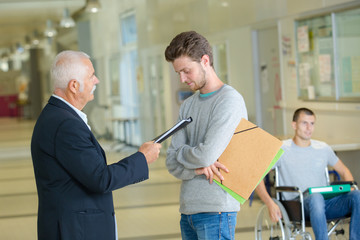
[{"xmin": 253, "ymin": 27, "xmax": 284, "ymax": 136}]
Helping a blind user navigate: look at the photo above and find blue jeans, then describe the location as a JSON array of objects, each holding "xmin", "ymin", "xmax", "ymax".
[
  {"xmin": 180, "ymin": 212, "xmax": 237, "ymax": 240},
  {"xmin": 304, "ymin": 190, "xmax": 360, "ymax": 240}
]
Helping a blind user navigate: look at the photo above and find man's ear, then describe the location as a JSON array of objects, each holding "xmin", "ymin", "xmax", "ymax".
[
  {"xmin": 291, "ymin": 121, "xmax": 297, "ymax": 130},
  {"xmin": 68, "ymin": 80, "xmax": 78, "ymax": 94},
  {"xmin": 201, "ymin": 55, "xmax": 210, "ymax": 67}
]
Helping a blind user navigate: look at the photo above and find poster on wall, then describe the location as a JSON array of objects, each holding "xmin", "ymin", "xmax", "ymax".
[
  {"xmin": 109, "ymin": 54, "xmax": 120, "ymax": 97},
  {"xmin": 299, "ymin": 62, "xmax": 311, "ymax": 89},
  {"xmin": 281, "ymin": 35, "xmax": 292, "ymax": 56},
  {"xmin": 318, "ymin": 54, "xmax": 332, "ymax": 83},
  {"xmin": 341, "ymin": 56, "xmax": 360, "ymax": 95},
  {"xmin": 297, "ymin": 26, "xmax": 309, "ymax": 53}
]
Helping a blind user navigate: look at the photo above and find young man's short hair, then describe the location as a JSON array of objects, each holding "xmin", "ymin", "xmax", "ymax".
[
  {"xmin": 293, "ymin": 108, "xmax": 315, "ymax": 122},
  {"xmin": 164, "ymin": 31, "xmax": 214, "ymax": 68}
]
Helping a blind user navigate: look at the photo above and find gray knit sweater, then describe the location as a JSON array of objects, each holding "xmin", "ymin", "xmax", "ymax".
[{"xmin": 166, "ymin": 84, "xmax": 248, "ymax": 214}]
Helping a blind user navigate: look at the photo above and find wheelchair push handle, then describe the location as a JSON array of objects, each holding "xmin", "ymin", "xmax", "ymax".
[
  {"xmin": 330, "ymin": 180, "xmax": 357, "ymax": 186},
  {"xmin": 275, "ymin": 186, "xmax": 300, "ymax": 192}
]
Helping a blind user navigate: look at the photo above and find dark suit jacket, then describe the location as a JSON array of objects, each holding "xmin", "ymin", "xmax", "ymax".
[{"xmin": 31, "ymin": 96, "xmax": 149, "ymax": 240}]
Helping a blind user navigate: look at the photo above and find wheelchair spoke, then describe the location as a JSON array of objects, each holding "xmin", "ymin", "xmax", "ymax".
[{"xmin": 255, "ymin": 205, "xmax": 288, "ymax": 240}]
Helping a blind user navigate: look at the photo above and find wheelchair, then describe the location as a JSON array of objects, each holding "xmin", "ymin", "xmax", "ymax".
[{"xmin": 255, "ymin": 167, "xmax": 358, "ymax": 240}]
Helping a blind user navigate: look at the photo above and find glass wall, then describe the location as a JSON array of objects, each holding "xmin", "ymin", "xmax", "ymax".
[
  {"xmin": 295, "ymin": 7, "xmax": 360, "ymax": 101},
  {"xmin": 335, "ymin": 7, "xmax": 360, "ymax": 100}
]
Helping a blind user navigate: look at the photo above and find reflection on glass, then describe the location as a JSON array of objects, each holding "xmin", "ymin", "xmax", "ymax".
[
  {"xmin": 213, "ymin": 42, "xmax": 229, "ymax": 84},
  {"xmin": 295, "ymin": 15, "xmax": 334, "ymax": 100},
  {"xmin": 335, "ymin": 8, "xmax": 360, "ymax": 99},
  {"xmin": 295, "ymin": 7, "xmax": 360, "ymax": 101},
  {"xmin": 110, "ymin": 55, "xmax": 120, "ymax": 97},
  {"xmin": 121, "ymin": 14, "xmax": 137, "ymax": 45}
]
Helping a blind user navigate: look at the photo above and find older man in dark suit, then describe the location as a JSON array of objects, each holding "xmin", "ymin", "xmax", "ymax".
[{"xmin": 31, "ymin": 50, "xmax": 161, "ymax": 240}]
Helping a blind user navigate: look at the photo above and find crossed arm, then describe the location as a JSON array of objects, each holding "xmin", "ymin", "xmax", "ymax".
[{"xmin": 195, "ymin": 161, "xmax": 229, "ymax": 184}]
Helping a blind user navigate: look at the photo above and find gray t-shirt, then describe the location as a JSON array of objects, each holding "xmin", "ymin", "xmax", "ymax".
[
  {"xmin": 276, "ymin": 139, "xmax": 338, "ymax": 200},
  {"xmin": 166, "ymin": 84, "xmax": 248, "ymax": 214}
]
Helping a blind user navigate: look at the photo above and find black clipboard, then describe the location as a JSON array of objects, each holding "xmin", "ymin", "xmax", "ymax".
[{"xmin": 153, "ymin": 117, "xmax": 192, "ymax": 143}]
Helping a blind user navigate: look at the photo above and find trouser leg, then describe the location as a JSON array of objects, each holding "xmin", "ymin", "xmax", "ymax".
[{"xmin": 304, "ymin": 193, "xmax": 328, "ymax": 240}]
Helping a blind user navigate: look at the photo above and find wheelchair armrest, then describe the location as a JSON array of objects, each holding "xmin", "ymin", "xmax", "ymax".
[
  {"xmin": 275, "ymin": 186, "xmax": 300, "ymax": 192},
  {"xmin": 331, "ymin": 181, "xmax": 357, "ymax": 186}
]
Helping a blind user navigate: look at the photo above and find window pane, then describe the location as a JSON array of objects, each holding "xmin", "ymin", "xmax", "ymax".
[
  {"xmin": 121, "ymin": 14, "xmax": 137, "ymax": 45},
  {"xmin": 295, "ymin": 15, "xmax": 335, "ymax": 100},
  {"xmin": 213, "ymin": 42, "xmax": 229, "ymax": 84},
  {"xmin": 335, "ymin": 8, "xmax": 360, "ymax": 99}
]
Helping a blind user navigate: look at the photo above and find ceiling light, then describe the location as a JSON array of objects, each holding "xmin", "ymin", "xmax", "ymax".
[
  {"xmin": 0, "ymin": 53, "xmax": 9, "ymax": 72},
  {"xmin": 0, "ymin": 61, "xmax": 9, "ymax": 72},
  {"xmin": 60, "ymin": 8, "xmax": 75, "ymax": 28},
  {"xmin": 220, "ymin": 0, "xmax": 229, "ymax": 7},
  {"xmin": 85, "ymin": 0, "xmax": 101, "ymax": 13},
  {"xmin": 44, "ymin": 20, "xmax": 57, "ymax": 38}
]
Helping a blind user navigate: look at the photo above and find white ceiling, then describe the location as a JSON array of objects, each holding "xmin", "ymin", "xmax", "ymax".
[{"xmin": 0, "ymin": 0, "xmax": 86, "ymax": 50}]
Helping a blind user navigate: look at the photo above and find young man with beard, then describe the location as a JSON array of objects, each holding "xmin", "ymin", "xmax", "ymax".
[{"xmin": 164, "ymin": 31, "xmax": 248, "ymax": 239}]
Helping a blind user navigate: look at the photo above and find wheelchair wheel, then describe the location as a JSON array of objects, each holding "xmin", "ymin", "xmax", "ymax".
[
  {"xmin": 328, "ymin": 218, "xmax": 350, "ymax": 240},
  {"xmin": 255, "ymin": 198, "xmax": 291, "ymax": 240}
]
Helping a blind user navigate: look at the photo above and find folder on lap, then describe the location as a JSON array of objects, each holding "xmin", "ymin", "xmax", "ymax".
[
  {"xmin": 306, "ymin": 184, "xmax": 351, "ymax": 199},
  {"xmin": 213, "ymin": 118, "xmax": 284, "ymax": 204}
]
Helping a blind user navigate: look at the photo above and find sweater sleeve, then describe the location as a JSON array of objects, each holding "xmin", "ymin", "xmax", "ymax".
[
  {"xmin": 166, "ymin": 123, "xmax": 198, "ymax": 180},
  {"xmin": 177, "ymin": 94, "xmax": 247, "ymax": 169}
]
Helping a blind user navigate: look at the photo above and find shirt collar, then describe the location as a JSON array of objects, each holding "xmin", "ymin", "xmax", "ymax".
[{"xmin": 52, "ymin": 94, "xmax": 91, "ymax": 130}]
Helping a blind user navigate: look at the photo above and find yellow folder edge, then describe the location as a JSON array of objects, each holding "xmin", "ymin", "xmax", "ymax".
[{"xmin": 214, "ymin": 148, "xmax": 284, "ymax": 204}]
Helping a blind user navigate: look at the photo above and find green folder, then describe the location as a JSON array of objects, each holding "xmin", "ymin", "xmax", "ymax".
[{"xmin": 307, "ymin": 184, "xmax": 351, "ymax": 199}]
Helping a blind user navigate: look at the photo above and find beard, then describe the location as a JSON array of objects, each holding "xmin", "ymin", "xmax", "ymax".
[{"xmin": 194, "ymin": 67, "xmax": 207, "ymax": 91}]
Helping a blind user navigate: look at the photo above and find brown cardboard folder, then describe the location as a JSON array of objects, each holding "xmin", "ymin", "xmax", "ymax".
[{"xmin": 214, "ymin": 118, "xmax": 284, "ymax": 204}]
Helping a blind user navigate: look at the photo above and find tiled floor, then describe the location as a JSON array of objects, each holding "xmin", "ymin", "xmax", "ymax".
[{"xmin": 0, "ymin": 117, "xmax": 307, "ymax": 240}]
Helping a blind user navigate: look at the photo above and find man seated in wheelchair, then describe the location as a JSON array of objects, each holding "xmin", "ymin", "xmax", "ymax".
[{"xmin": 255, "ymin": 107, "xmax": 360, "ymax": 240}]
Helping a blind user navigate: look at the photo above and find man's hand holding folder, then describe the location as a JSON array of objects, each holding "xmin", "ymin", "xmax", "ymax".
[
  {"xmin": 195, "ymin": 161, "xmax": 229, "ymax": 184},
  {"xmin": 213, "ymin": 119, "xmax": 284, "ymax": 204}
]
